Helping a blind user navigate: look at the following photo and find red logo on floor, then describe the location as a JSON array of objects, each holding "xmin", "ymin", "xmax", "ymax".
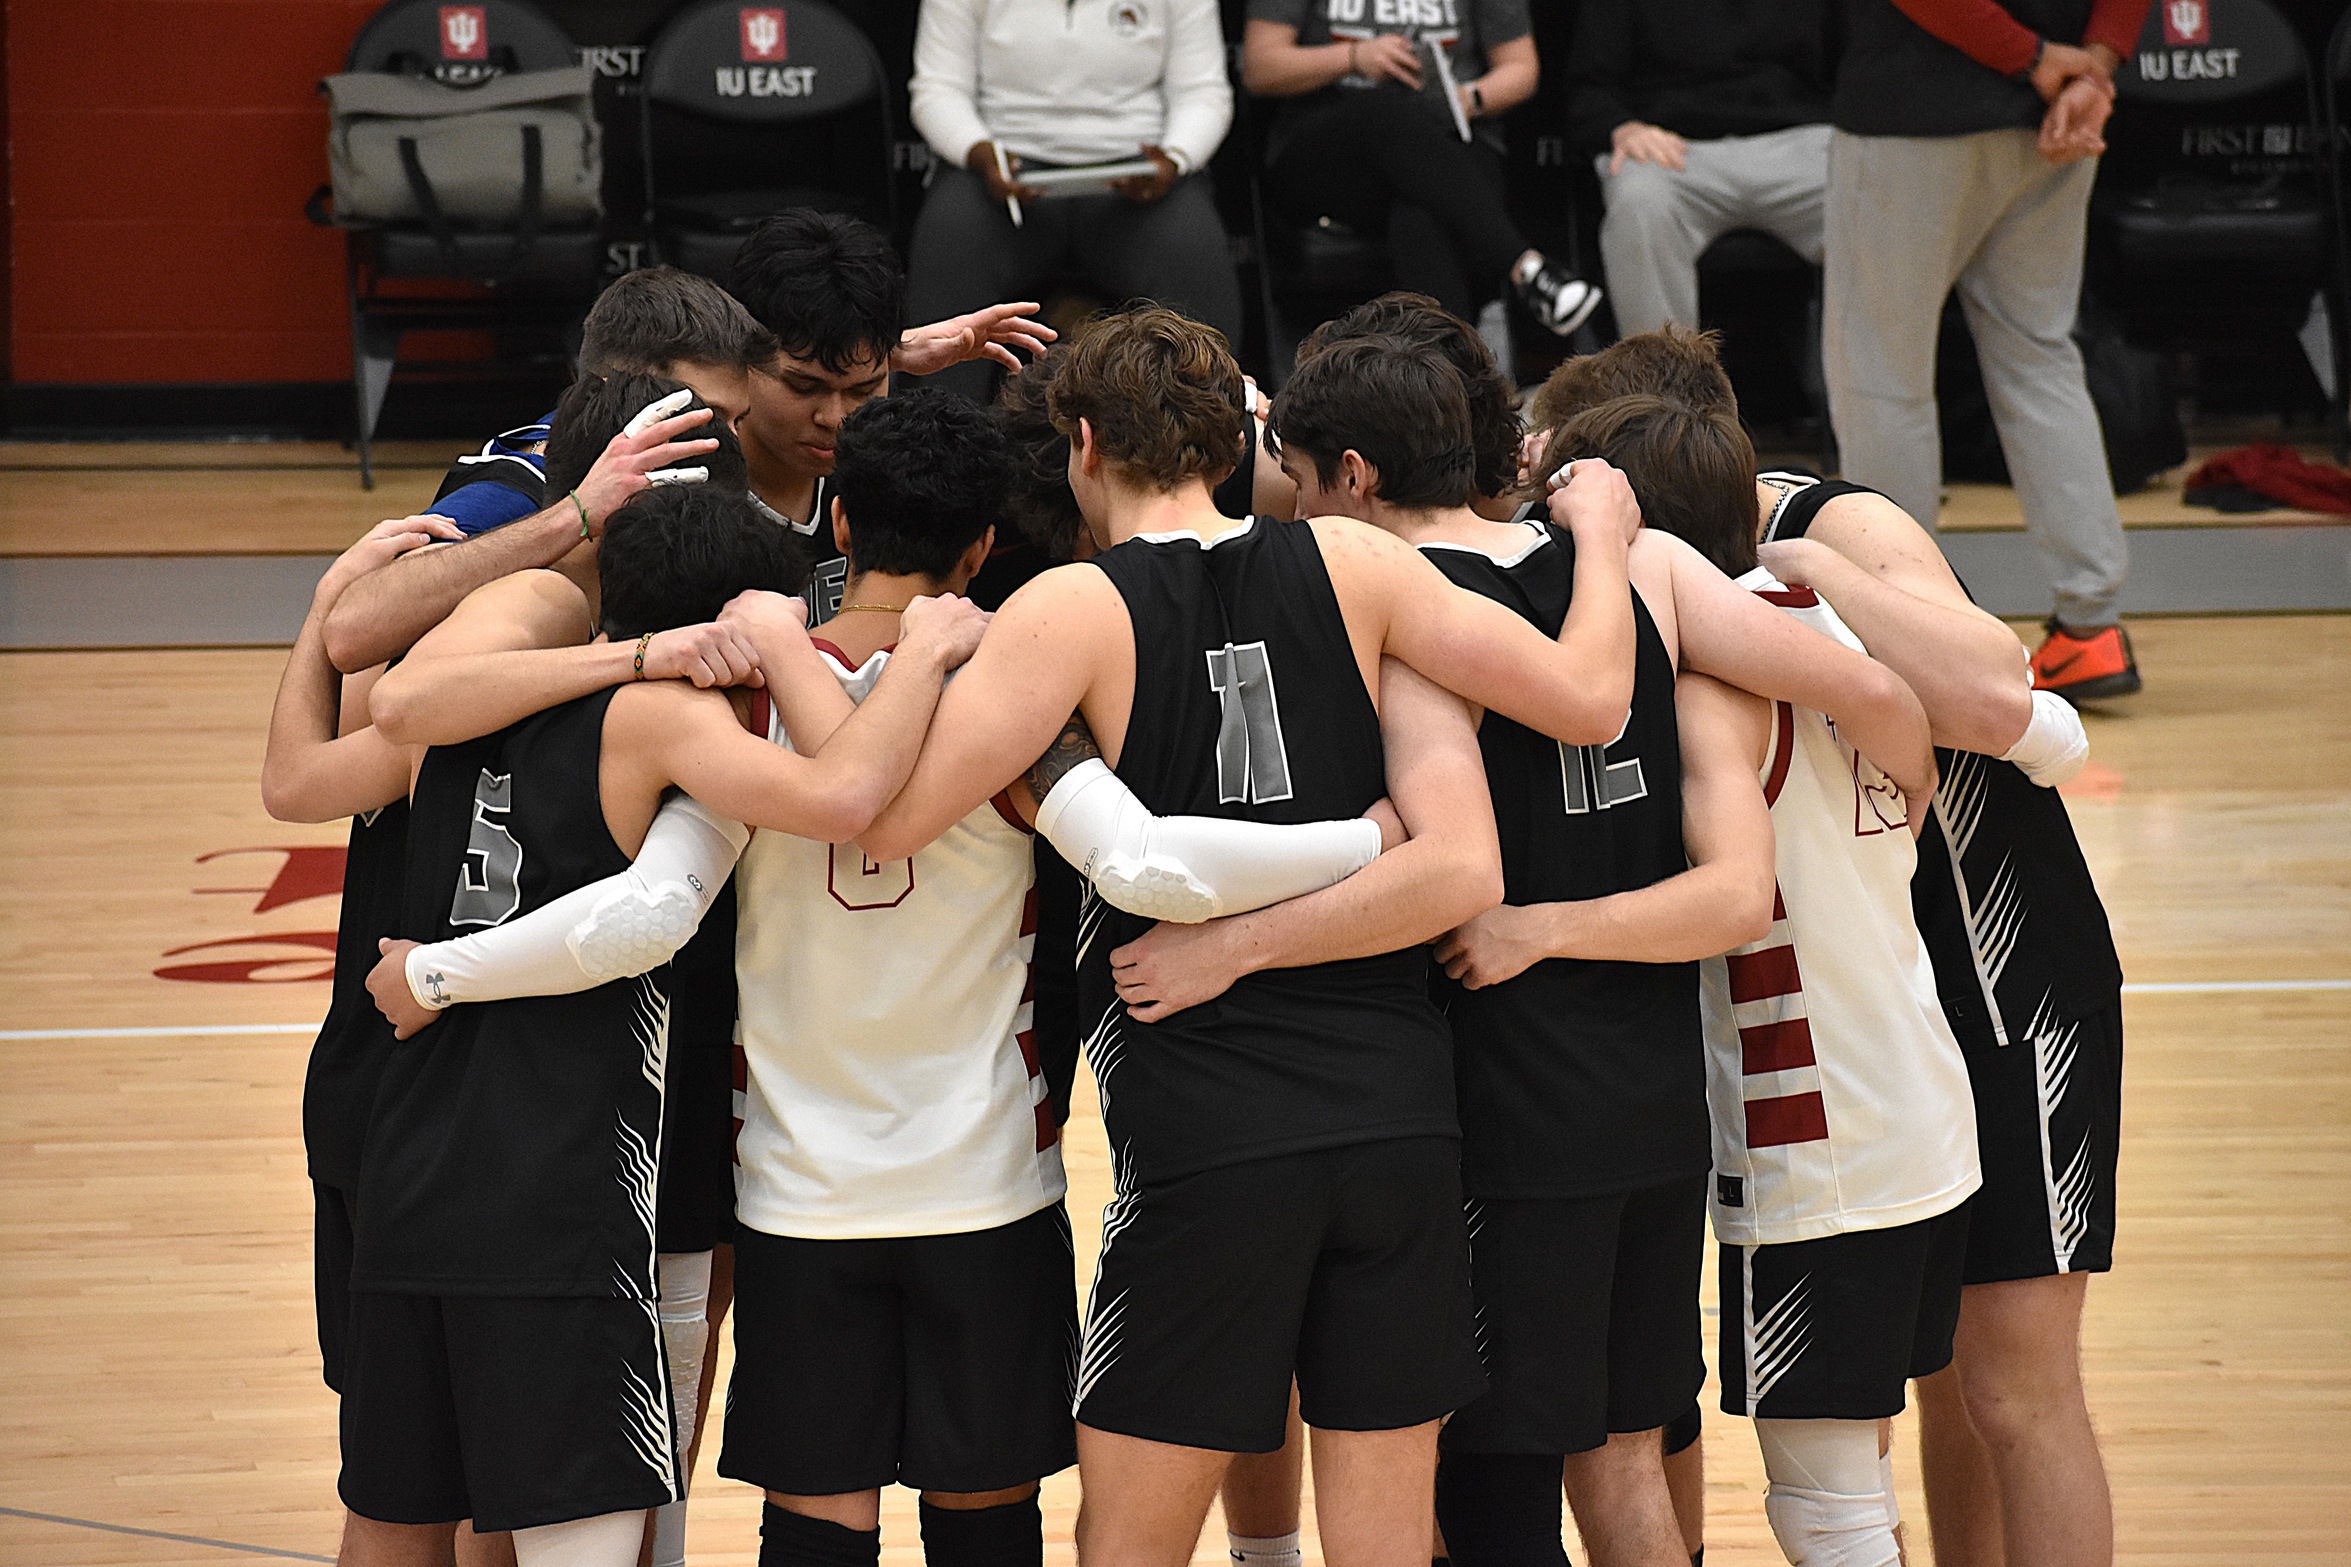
[{"xmin": 155, "ymin": 847, "xmax": 342, "ymax": 984}]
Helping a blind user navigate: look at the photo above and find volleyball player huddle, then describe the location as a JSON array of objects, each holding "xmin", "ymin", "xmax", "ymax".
[{"xmin": 267, "ymin": 217, "xmax": 2123, "ymax": 1567}]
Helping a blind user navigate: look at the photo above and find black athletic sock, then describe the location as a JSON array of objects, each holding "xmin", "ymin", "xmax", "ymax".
[
  {"xmin": 1691, "ymin": 1551, "xmax": 1704, "ymax": 1567},
  {"xmin": 1434, "ymin": 1450, "xmax": 1571, "ymax": 1567},
  {"xmin": 759, "ymin": 1502, "xmax": 881, "ymax": 1567},
  {"xmin": 917, "ymin": 1494, "xmax": 1041, "ymax": 1567}
]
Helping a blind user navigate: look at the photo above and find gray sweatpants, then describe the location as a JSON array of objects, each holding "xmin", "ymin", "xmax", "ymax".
[
  {"xmin": 1823, "ymin": 128, "xmax": 2127, "ymax": 627},
  {"xmin": 1595, "ymin": 123, "xmax": 1831, "ymax": 337}
]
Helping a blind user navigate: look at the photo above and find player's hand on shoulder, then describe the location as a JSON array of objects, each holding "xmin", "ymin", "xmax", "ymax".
[
  {"xmin": 718, "ymin": 588, "xmax": 810, "ymax": 643},
  {"xmin": 1433, "ymin": 905, "xmax": 1548, "ymax": 990},
  {"xmin": 1110, "ymin": 920, "xmax": 1248, "ymax": 1021},
  {"xmin": 897, "ymin": 594, "xmax": 992, "ymax": 669},
  {"xmin": 368, "ymin": 938, "xmax": 441, "ymax": 1040},
  {"xmin": 1548, "ymin": 458, "xmax": 1641, "ymax": 552},
  {"xmin": 316, "ymin": 515, "xmax": 464, "ymax": 608},
  {"xmin": 642, "ymin": 621, "xmax": 766, "ymax": 689},
  {"xmin": 1755, "ymin": 537, "xmax": 1830, "ymax": 588}
]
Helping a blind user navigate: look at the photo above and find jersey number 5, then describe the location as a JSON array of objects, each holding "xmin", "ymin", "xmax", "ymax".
[
  {"xmin": 449, "ymin": 769, "xmax": 524, "ymax": 927},
  {"xmin": 1206, "ymin": 641, "xmax": 1295, "ymax": 806}
]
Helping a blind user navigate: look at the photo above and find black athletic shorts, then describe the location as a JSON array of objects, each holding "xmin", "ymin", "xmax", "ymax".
[
  {"xmin": 1442, "ymin": 1175, "xmax": 1708, "ymax": 1456},
  {"xmin": 655, "ymin": 1029, "xmax": 735, "ymax": 1254},
  {"xmin": 338, "ymin": 1291, "xmax": 682, "ymax": 1533},
  {"xmin": 658, "ymin": 913, "xmax": 738, "ymax": 1254},
  {"xmin": 1957, "ymin": 999, "xmax": 2122, "ymax": 1284},
  {"xmin": 315, "ymin": 1182, "xmax": 356, "ymax": 1394},
  {"xmin": 1719, "ymin": 1202, "xmax": 1970, "ymax": 1422},
  {"xmin": 1074, "ymin": 1137, "xmax": 1486, "ymax": 1453},
  {"xmin": 719, "ymin": 1203, "xmax": 1079, "ymax": 1496}
]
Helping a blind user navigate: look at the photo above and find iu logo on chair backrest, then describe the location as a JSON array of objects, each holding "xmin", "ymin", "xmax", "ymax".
[
  {"xmin": 2162, "ymin": 0, "xmax": 2210, "ymax": 46},
  {"xmin": 741, "ymin": 8, "xmax": 788, "ymax": 61},
  {"xmin": 440, "ymin": 5, "xmax": 488, "ymax": 59}
]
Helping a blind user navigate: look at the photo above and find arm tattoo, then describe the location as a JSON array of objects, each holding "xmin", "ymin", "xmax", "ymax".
[{"xmin": 1027, "ymin": 712, "xmax": 1102, "ymax": 802}]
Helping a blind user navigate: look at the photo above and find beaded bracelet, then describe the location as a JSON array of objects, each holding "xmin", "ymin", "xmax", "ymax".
[{"xmin": 633, "ymin": 631, "xmax": 655, "ymax": 678}]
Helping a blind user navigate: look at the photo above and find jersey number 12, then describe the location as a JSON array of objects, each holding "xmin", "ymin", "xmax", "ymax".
[{"xmin": 1558, "ymin": 737, "xmax": 1646, "ymax": 815}]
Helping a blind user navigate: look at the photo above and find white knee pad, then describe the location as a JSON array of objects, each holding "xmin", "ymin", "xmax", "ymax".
[
  {"xmin": 512, "ymin": 1510, "xmax": 649, "ymax": 1567},
  {"xmin": 657, "ymin": 1251, "xmax": 713, "ymax": 1450},
  {"xmin": 1755, "ymin": 1419, "xmax": 1899, "ymax": 1567},
  {"xmin": 651, "ymin": 1252, "xmax": 714, "ymax": 1567}
]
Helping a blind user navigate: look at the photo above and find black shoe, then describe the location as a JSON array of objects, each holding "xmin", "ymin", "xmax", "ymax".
[{"xmin": 1514, "ymin": 261, "xmax": 1603, "ymax": 337}]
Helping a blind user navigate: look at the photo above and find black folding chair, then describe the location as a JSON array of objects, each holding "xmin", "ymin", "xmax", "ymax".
[
  {"xmin": 638, "ymin": 0, "xmax": 897, "ymax": 282},
  {"xmin": 1696, "ymin": 229, "xmax": 1834, "ymax": 471},
  {"xmin": 2095, "ymin": 0, "xmax": 2330, "ymax": 414},
  {"xmin": 2321, "ymin": 8, "xmax": 2351, "ymax": 458},
  {"xmin": 313, "ymin": 0, "xmax": 605, "ymax": 487}
]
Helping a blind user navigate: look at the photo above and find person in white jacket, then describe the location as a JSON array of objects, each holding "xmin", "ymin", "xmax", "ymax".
[{"xmin": 905, "ymin": 0, "xmax": 1245, "ymax": 400}]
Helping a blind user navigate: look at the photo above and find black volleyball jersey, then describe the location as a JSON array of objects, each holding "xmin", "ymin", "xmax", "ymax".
[
  {"xmin": 1083, "ymin": 516, "xmax": 1458, "ymax": 1185},
  {"xmin": 756, "ymin": 476, "xmax": 846, "ymax": 625},
  {"xmin": 353, "ymin": 688, "xmax": 671, "ymax": 1299},
  {"xmin": 1761, "ymin": 475, "xmax": 2123, "ymax": 1045},
  {"xmin": 302, "ymin": 799, "xmax": 410, "ymax": 1192},
  {"xmin": 1422, "ymin": 524, "xmax": 1709, "ymax": 1198}
]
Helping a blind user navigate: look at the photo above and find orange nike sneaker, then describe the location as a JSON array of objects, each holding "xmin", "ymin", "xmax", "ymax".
[{"xmin": 2031, "ymin": 620, "xmax": 2141, "ymax": 702}]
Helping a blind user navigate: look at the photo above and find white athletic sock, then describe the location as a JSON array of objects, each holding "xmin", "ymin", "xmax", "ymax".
[
  {"xmin": 512, "ymin": 1510, "xmax": 649, "ymax": 1567},
  {"xmin": 651, "ymin": 1251, "xmax": 714, "ymax": 1567},
  {"xmin": 1228, "ymin": 1531, "xmax": 1304, "ymax": 1567}
]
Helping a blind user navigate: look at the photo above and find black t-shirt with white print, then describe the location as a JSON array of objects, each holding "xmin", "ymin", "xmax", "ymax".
[{"xmin": 1250, "ymin": 0, "xmax": 1533, "ymax": 150}]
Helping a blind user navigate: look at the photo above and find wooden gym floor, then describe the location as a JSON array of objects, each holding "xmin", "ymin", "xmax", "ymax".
[{"xmin": 0, "ymin": 453, "xmax": 2347, "ymax": 1564}]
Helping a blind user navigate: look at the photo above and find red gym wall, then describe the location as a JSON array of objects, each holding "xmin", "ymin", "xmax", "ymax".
[{"xmin": 6, "ymin": 0, "xmax": 381, "ymax": 384}]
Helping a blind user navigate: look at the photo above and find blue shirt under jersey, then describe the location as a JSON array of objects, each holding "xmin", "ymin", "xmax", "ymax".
[{"xmin": 433, "ymin": 414, "xmax": 554, "ymax": 535}]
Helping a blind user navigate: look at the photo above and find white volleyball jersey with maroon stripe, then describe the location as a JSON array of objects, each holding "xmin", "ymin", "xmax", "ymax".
[
  {"xmin": 730, "ymin": 644, "xmax": 1066, "ymax": 1240},
  {"xmin": 1700, "ymin": 570, "xmax": 1980, "ymax": 1247}
]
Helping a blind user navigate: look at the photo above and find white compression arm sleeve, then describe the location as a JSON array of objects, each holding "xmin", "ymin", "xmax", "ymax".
[
  {"xmin": 1998, "ymin": 687, "xmax": 2090, "ymax": 788},
  {"xmin": 405, "ymin": 793, "xmax": 749, "ymax": 1009},
  {"xmin": 1034, "ymin": 758, "xmax": 1382, "ymax": 924}
]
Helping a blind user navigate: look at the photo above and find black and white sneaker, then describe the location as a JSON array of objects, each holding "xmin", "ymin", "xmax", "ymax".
[{"xmin": 1514, "ymin": 261, "xmax": 1603, "ymax": 337}]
